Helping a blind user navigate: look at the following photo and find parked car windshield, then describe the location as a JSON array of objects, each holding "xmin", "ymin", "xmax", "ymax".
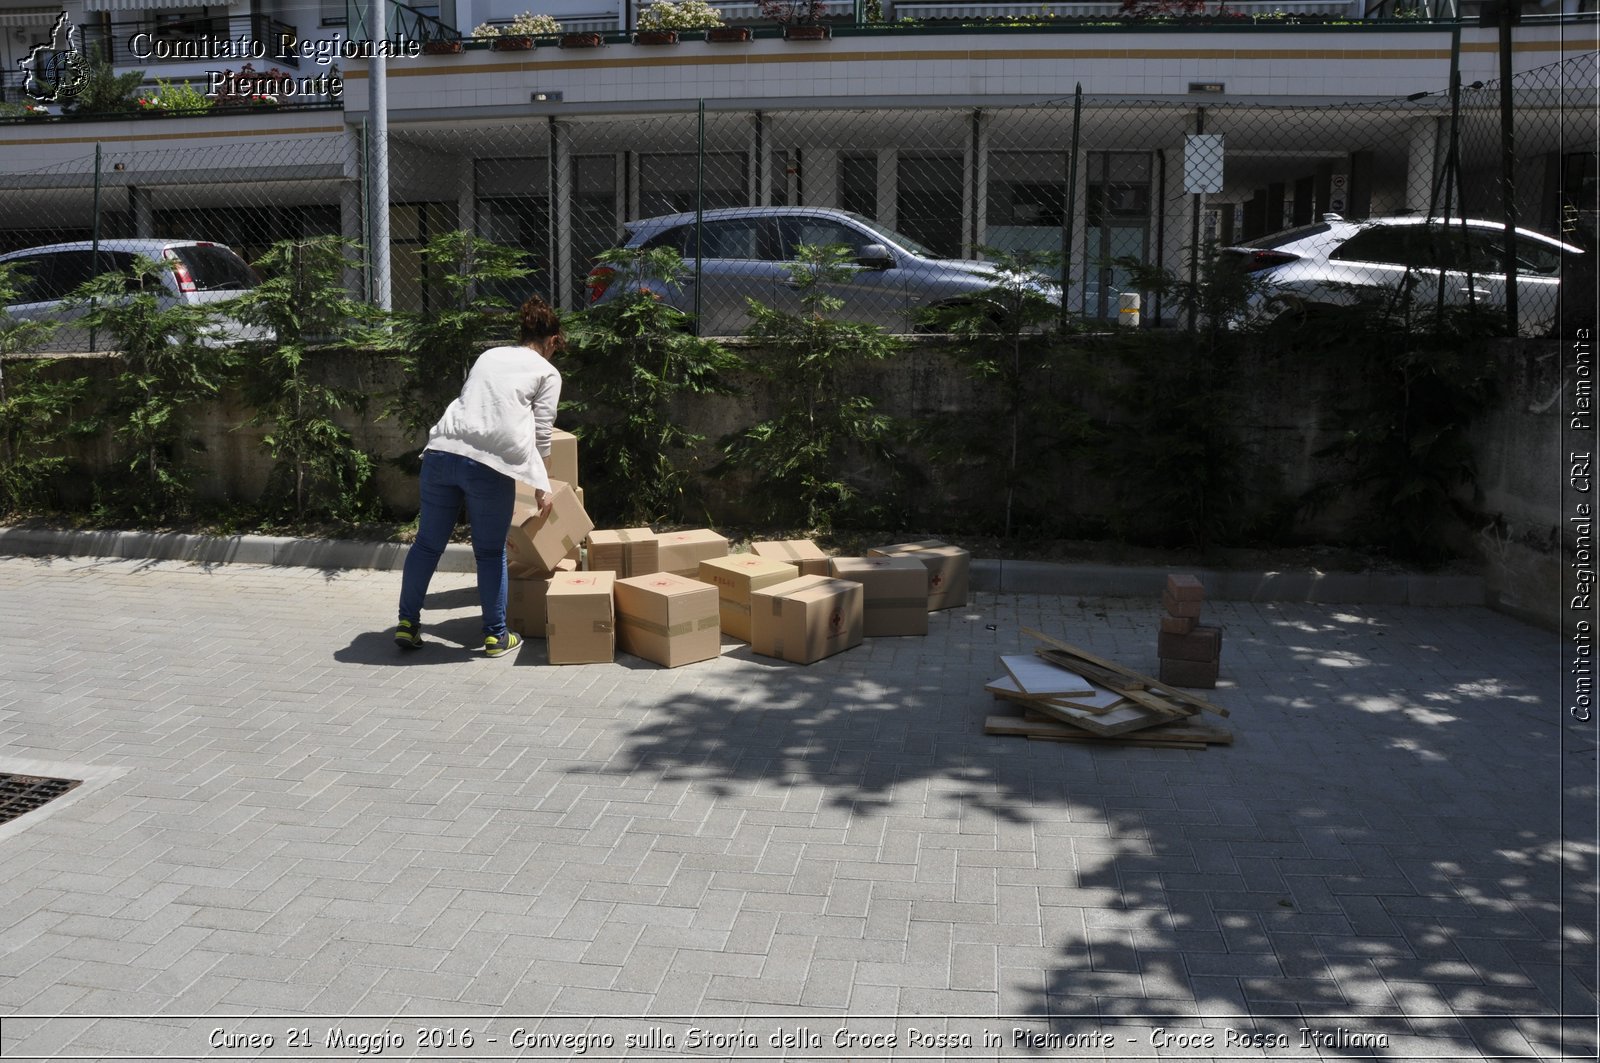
[{"xmin": 170, "ymin": 244, "xmax": 258, "ymax": 291}]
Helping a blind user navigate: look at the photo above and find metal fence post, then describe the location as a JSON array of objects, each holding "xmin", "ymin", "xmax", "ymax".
[
  {"xmin": 1060, "ymin": 85, "xmax": 1081, "ymax": 334},
  {"xmin": 694, "ymin": 99, "xmax": 705, "ymax": 336},
  {"xmin": 1495, "ymin": 2, "xmax": 1518, "ymax": 333}
]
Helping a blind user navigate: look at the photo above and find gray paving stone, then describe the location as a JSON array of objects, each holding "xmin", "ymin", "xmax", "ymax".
[{"xmin": 0, "ymin": 556, "xmax": 1569, "ymax": 1057}]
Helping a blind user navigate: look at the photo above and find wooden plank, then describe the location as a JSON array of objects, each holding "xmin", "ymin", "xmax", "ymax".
[
  {"xmin": 1000, "ymin": 655, "xmax": 1095, "ymax": 697},
  {"xmin": 1011, "ymin": 694, "xmax": 1181, "ymax": 737},
  {"xmin": 989, "ymin": 672, "xmax": 1125, "ymax": 712},
  {"xmin": 992, "ymin": 713, "xmax": 1234, "ymax": 745},
  {"xmin": 985, "ymin": 715, "xmax": 1211, "ymax": 750},
  {"xmin": 1022, "ymin": 627, "xmax": 1232, "ymax": 717},
  {"xmin": 987, "ymin": 679, "xmax": 1128, "ymax": 716},
  {"xmin": 1034, "ymin": 650, "xmax": 1193, "ymax": 719},
  {"xmin": 1030, "ymin": 735, "xmax": 1208, "ymax": 751}
]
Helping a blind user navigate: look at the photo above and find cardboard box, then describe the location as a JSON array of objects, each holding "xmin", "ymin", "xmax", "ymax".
[
  {"xmin": 1159, "ymin": 655, "xmax": 1219, "ymax": 688},
  {"xmin": 507, "ymin": 479, "xmax": 593, "ymax": 576},
  {"xmin": 548, "ymin": 428, "xmax": 579, "ymax": 487},
  {"xmin": 750, "ymin": 539, "xmax": 831, "ymax": 578},
  {"xmin": 544, "ymin": 570, "xmax": 615, "ymax": 664},
  {"xmin": 697, "ymin": 555, "xmax": 800, "ymax": 643},
  {"xmin": 750, "ymin": 575, "xmax": 864, "ymax": 665},
  {"xmin": 1165, "ymin": 573, "xmax": 1205, "ymax": 602},
  {"xmin": 586, "ymin": 528, "xmax": 660, "ymax": 578},
  {"xmin": 658, "ymin": 528, "xmax": 730, "ymax": 578},
  {"xmin": 868, "ymin": 540, "xmax": 970, "ymax": 611},
  {"xmin": 506, "ymin": 557, "xmax": 578, "ymax": 638},
  {"xmin": 1158, "ymin": 624, "xmax": 1222, "ymax": 663},
  {"xmin": 829, "ymin": 556, "xmax": 929, "ymax": 637},
  {"xmin": 614, "ymin": 572, "xmax": 722, "ymax": 668}
]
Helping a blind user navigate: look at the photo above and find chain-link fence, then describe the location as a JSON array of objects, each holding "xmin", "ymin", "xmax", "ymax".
[{"xmin": 2, "ymin": 50, "xmax": 1594, "ymax": 346}]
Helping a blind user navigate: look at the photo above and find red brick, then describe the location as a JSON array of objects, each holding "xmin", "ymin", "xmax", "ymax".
[
  {"xmin": 1160, "ymin": 656, "xmax": 1220, "ymax": 688},
  {"xmin": 1160, "ymin": 613, "xmax": 1198, "ymax": 634},
  {"xmin": 1165, "ymin": 573, "xmax": 1206, "ymax": 602},
  {"xmin": 1158, "ymin": 625, "xmax": 1222, "ymax": 663},
  {"xmin": 1161, "ymin": 590, "xmax": 1203, "ymax": 619}
]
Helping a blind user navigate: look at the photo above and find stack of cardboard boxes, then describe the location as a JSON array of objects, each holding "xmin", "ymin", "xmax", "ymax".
[
  {"xmin": 493, "ymin": 428, "xmax": 979, "ymax": 670},
  {"xmin": 1158, "ymin": 574, "xmax": 1222, "ymax": 688}
]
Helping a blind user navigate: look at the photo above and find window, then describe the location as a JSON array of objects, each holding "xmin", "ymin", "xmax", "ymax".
[
  {"xmin": 778, "ymin": 218, "xmax": 869, "ymax": 259},
  {"xmin": 649, "ymin": 219, "xmax": 774, "ymax": 260},
  {"xmin": 1332, "ymin": 226, "xmax": 1433, "ymax": 268}
]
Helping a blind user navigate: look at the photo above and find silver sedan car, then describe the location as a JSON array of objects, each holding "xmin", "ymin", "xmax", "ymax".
[
  {"xmin": 585, "ymin": 206, "xmax": 1061, "ymax": 335},
  {"xmin": 1221, "ymin": 213, "xmax": 1583, "ymax": 337}
]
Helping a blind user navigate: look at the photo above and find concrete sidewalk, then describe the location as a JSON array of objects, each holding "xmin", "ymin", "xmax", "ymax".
[{"xmin": 0, "ymin": 553, "xmax": 1591, "ymax": 1061}]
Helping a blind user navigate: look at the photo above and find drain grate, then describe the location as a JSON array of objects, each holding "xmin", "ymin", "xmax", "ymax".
[{"xmin": 0, "ymin": 774, "xmax": 82, "ymax": 827}]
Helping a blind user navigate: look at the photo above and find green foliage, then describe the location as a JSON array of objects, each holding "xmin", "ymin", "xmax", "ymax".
[
  {"xmin": 721, "ymin": 243, "xmax": 905, "ymax": 531},
  {"xmin": 1303, "ymin": 305, "xmax": 1500, "ymax": 563},
  {"xmin": 0, "ymin": 264, "xmax": 92, "ymax": 511},
  {"xmin": 64, "ymin": 47, "xmax": 145, "ymax": 115},
  {"xmin": 565, "ymin": 246, "xmax": 744, "ymax": 524},
  {"xmin": 636, "ymin": 0, "xmax": 725, "ymax": 30},
  {"xmin": 386, "ymin": 230, "xmax": 532, "ymax": 451},
  {"xmin": 138, "ymin": 77, "xmax": 212, "ymax": 114},
  {"xmin": 71, "ymin": 258, "xmax": 237, "ymax": 518},
  {"xmin": 917, "ymin": 248, "xmax": 1097, "ymax": 537},
  {"xmin": 1096, "ymin": 248, "xmax": 1266, "ymax": 548},
  {"xmin": 231, "ymin": 235, "xmax": 385, "ymax": 522}
]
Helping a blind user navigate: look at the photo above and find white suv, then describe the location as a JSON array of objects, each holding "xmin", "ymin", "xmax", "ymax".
[
  {"xmin": 1221, "ymin": 214, "xmax": 1582, "ymax": 337},
  {"xmin": 0, "ymin": 238, "xmax": 262, "ymax": 351}
]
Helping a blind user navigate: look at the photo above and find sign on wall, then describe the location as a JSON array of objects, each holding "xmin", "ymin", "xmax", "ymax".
[{"xmin": 1184, "ymin": 134, "xmax": 1225, "ymax": 195}]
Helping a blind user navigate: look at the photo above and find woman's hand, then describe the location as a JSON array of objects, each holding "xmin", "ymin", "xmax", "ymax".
[{"xmin": 535, "ymin": 488, "xmax": 553, "ymax": 517}]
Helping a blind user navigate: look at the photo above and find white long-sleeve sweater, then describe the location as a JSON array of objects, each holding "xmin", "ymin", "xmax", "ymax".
[{"xmin": 425, "ymin": 344, "xmax": 562, "ymax": 491}]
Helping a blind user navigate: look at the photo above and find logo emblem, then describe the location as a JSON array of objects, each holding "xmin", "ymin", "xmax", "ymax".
[
  {"xmin": 21, "ymin": 13, "xmax": 88, "ymax": 104},
  {"xmin": 828, "ymin": 608, "xmax": 843, "ymax": 634}
]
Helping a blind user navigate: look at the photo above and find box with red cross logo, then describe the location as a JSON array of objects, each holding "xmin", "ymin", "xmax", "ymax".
[
  {"xmin": 867, "ymin": 540, "xmax": 970, "ymax": 611},
  {"xmin": 614, "ymin": 572, "xmax": 722, "ymax": 668},
  {"xmin": 750, "ymin": 575, "xmax": 865, "ymax": 664}
]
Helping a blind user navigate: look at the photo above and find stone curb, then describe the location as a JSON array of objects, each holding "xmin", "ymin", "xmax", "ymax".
[{"xmin": 0, "ymin": 525, "xmax": 1485, "ymax": 606}]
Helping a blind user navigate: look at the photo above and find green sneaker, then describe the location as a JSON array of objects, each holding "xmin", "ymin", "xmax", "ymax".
[
  {"xmin": 394, "ymin": 619, "xmax": 423, "ymax": 651},
  {"xmin": 484, "ymin": 632, "xmax": 522, "ymax": 658}
]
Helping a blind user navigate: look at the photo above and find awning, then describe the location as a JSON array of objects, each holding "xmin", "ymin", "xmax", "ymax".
[
  {"xmin": 83, "ymin": 0, "xmax": 216, "ymax": 10},
  {"xmin": 0, "ymin": 7, "xmax": 63, "ymax": 26}
]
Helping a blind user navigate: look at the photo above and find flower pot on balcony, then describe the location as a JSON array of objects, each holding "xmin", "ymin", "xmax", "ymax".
[
  {"xmin": 632, "ymin": 29, "xmax": 679, "ymax": 44},
  {"xmin": 559, "ymin": 31, "xmax": 605, "ymax": 47},
  {"xmin": 491, "ymin": 34, "xmax": 536, "ymax": 49},
  {"xmin": 781, "ymin": 23, "xmax": 831, "ymax": 39},
  {"xmin": 705, "ymin": 24, "xmax": 753, "ymax": 41},
  {"xmin": 422, "ymin": 39, "xmax": 463, "ymax": 53}
]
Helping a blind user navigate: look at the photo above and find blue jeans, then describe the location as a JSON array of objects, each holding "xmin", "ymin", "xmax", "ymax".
[{"xmin": 398, "ymin": 450, "xmax": 518, "ymax": 640}]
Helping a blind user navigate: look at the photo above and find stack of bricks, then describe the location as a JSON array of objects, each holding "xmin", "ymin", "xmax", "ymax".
[{"xmin": 1158, "ymin": 574, "xmax": 1222, "ymax": 688}]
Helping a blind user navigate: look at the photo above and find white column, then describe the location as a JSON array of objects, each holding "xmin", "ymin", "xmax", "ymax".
[
  {"xmin": 801, "ymin": 148, "xmax": 839, "ymax": 208},
  {"xmin": 876, "ymin": 149, "xmax": 897, "ymax": 230},
  {"xmin": 552, "ymin": 120, "xmax": 573, "ymax": 310},
  {"xmin": 967, "ymin": 109, "xmax": 988, "ymax": 259},
  {"xmin": 1405, "ymin": 116, "xmax": 1445, "ymax": 215}
]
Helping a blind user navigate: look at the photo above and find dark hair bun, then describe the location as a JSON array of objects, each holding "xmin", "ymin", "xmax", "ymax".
[{"xmin": 519, "ymin": 295, "xmax": 563, "ymax": 344}]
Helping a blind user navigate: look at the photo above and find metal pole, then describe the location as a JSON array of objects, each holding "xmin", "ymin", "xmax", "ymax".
[
  {"xmin": 547, "ymin": 118, "xmax": 558, "ymax": 306},
  {"xmin": 1497, "ymin": 2, "xmax": 1518, "ymax": 332},
  {"xmin": 368, "ymin": 0, "xmax": 392, "ymax": 311},
  {"xmin": 1060, "ymin": 84, "xmax": 1081, "ymax": 333},
  {"xmin": 1189, "ymin": 106, "xmax": 1205, "ymax": 334},
  {"xmin": 694, "ymin": 98, "xmax": 705, "ymax": 335},
  {"xmin": 90, "ymin": 142, "xmax": 101, "ymax": 352},
  {"xmin": 360, "ymin": 118, "xmax": 373, "ymax": 300}
]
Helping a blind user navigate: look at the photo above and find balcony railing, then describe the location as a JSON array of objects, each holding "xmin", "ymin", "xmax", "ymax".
[
  {"xmin": 345, "ymin": 0, "xmax": 457, "ymax": 42},
  {"xmin": 82, "ymin": 13, "xmax": 300, "ymax": 69}
]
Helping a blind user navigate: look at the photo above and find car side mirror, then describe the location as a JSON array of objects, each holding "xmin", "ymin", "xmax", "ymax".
[{"xmin": 857, "ymin": 243, "xmax": 893, "ymax": 270}]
